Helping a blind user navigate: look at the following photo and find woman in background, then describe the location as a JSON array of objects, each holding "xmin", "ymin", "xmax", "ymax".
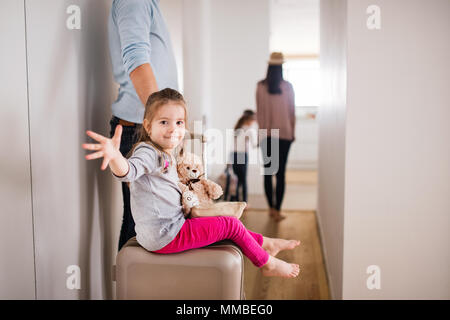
[
  {"xmin": 256, "ymin": 52, "xmax": 296, "ymax": 222},
  {"xmin": 231, "ymin": 110, "xmax": 258, "ymax": 204}
]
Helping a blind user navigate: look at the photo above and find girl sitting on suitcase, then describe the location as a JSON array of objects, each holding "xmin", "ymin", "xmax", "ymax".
[{"xmin": 82, "ymin": 88, "xmax": 300, "ymax": 278}]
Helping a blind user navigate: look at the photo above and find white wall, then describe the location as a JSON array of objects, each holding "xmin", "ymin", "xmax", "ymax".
[
  {"xmin": 209, "ymin": 0, "xmax": 269, "ymax": 134},
  {"xmin": 159, "ymin": 0, "xmax": 184, "ymax": 92},
  {"xmin": 317, "ymin": 0, "xmax": 347, "ymax": 300},
  {"xmin": 0, "ymin": 0, "xmax": 119, "ymax": 299},
  {"xmin": 289, "ymin": 119, "xmax": 319, "ymax": 170},
  {"xmin": 270, "ymin": 0, "xmax": 319, "ymax": 54},
  {"xmin": 182, "ymin": 0, "xmax": 212, "ymax": 129},
  {"xmin": 319, "ymin": 0, "xmax": 450, "ymax": 299},
  {"xmin": 26, "ymin": 0, "xmax": 117, "ymax": 299},
  {"xmin": 0, "ymin": 0, "xmax": 36, "ymax": 299},
  {"xmin": 343, "ymin": 0, "xmax": 450, "ymax": 299}
]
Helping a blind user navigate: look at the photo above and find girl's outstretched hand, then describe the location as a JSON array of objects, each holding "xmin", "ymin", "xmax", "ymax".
[{"xmin": 82, "ymin": 125, "xmax": 123, "ymax": 170}]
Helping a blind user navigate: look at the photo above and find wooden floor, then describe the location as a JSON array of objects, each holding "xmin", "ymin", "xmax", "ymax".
[
  {"xmin": 240, "ymin": 169, "xmax": 329, "ymax": 299},
  {"xmin": 241, "ymin": 209, "xmax": 329, "ymax": 300},
  {"xmin": 285, "ymin": 169, "xmax": 318, "ymax": 185}
]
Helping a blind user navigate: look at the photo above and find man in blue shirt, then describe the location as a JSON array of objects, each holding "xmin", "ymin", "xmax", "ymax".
[{"xmin": 108, "ymin": 0, "xmax": 179, "ymax": 250}]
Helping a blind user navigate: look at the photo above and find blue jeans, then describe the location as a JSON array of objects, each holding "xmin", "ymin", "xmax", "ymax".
[{"xmin": 110, "ymin": 116, "xmax": 141, "ymax": 251}]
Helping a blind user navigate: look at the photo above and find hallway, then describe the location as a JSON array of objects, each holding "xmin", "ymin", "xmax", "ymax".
[{"xmin": 242, "ymin": 169, "xmax": 329, "ymax": 299}]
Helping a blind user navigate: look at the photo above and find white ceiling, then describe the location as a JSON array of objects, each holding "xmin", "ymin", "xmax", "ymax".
[{"xmin": 270, "ymin": 0, "xmax": 320, "ymax": 55}]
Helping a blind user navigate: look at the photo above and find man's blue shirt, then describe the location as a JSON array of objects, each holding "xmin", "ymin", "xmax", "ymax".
[{"xmin": 108, "ymin": 0, "xmax": 178, "ymax": 124}]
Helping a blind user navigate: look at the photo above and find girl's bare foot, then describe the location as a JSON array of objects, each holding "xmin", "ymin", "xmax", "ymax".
[
  {"xmin": 261, "ymin": 256, "xmax": 300, "ymax": 278},
  {"xmin": 262, "ymin": 237, "xmax": 301, "ymax": 257}
]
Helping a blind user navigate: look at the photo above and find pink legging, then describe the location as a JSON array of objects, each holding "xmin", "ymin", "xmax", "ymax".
[{"xmin": 153, "ymin": 216, "xmax": 270, "ymax": 267}]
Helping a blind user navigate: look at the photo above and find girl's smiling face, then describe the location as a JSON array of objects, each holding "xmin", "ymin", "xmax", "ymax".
[{"xmin": 144, "ymin": 102, "xmax": 186, "ymax": 153}]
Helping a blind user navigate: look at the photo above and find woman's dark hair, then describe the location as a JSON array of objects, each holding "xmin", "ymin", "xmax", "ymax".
[
  {"xmin": 234, "ymin": 109, "xmax": 256, "ymax": 131},
  {"xmin": 263, "ymin": 65, "xmax": 283, "ymax": 94}
]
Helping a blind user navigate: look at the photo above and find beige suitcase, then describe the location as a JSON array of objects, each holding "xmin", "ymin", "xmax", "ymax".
[{"xmin": 114, "ymin": 237, "xmax": 245, "ymax": 300}]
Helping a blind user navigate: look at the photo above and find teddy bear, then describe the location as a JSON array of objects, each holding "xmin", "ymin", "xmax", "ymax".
[{"xmin": 176, "ymin": 152, "xmax": 224, "ymax": 217}]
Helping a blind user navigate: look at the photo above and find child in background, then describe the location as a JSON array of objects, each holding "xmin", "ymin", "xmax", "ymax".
[
  {"xmin": 82, "ymin": 88, "xmax": 300, "ymax": 278},
  {"xmin": 231, "ymin": 110, "xmax": 258, "ymax": 204}
]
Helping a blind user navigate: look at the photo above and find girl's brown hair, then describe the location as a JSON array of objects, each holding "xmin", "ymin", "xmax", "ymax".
[
  {"xmin": 234, "ymin": 109, "xmax": 256, "ymax": 131},
  {"xmin": 128, "ymin": 88, "xmax": 188, "ymax": 174}
]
